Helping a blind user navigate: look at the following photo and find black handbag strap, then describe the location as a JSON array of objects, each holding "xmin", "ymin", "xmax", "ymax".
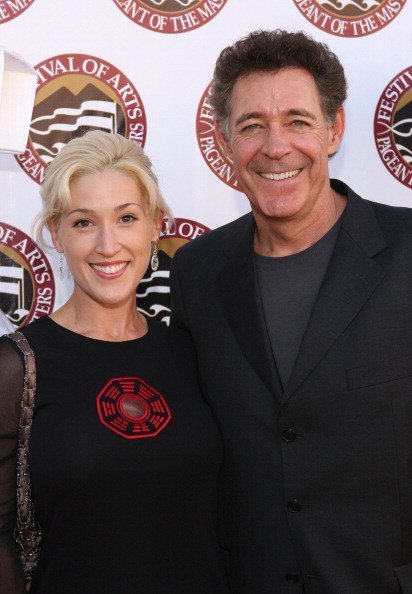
[{"xmin": 5, "ymin": 330, "xmax": 41, "ymax": 582}]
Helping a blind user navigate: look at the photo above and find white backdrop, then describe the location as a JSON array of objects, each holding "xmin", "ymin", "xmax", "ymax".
[{"xmin": 0, "ymin": 0, "xmax": 411, "ymax": 328}]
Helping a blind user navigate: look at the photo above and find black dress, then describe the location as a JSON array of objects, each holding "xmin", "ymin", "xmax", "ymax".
[{"xmin": 0, "ymin": 316, "xmax": 228, "ymax": 593}]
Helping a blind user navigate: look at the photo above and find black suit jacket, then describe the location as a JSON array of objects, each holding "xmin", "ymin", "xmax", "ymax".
[{"xmin": 170, "ymin": 180, "xmax": 412, "ymax": 594}]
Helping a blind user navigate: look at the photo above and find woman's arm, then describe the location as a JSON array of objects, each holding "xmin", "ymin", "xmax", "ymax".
[{"xmin": 0, "ymin": 339, "xmax": 27, "ymax": 594}]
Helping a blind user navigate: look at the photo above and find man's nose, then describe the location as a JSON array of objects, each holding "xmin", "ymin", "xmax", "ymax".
[{"xmin": 262, "ymin": 124, "xmax": 291, "ymax": 159}]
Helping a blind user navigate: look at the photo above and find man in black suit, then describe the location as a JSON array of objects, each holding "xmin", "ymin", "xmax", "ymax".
[{"xmin": 170, "ymin": 30, "xmax": 412, "ymax": 594}]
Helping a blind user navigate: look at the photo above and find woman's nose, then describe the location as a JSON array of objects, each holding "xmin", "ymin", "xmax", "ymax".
[{"xmin": 96, "ymin": 225, "xmax": 120, "ymax": 256}]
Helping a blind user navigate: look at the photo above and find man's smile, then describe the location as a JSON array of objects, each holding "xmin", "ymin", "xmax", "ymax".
[{"xmin": 258, "ymin": 169, "xmax": 301, "ymax": 181}]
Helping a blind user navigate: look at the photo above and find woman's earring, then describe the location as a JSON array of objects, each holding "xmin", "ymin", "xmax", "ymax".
[
  {"xmin": 58, "ymin": 252, "xmax": 64, "ymax": 281},
  {"xmin": 150, "ymin": 244, "xmax": 159, "ymax": 272}
]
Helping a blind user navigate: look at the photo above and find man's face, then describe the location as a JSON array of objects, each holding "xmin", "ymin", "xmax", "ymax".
[{"xmin": 218, "ymin": 68, "xmax": 344, "ymax": 228}]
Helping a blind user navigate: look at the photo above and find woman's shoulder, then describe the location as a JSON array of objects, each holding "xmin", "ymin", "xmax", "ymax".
[
  {"xmin": 0, "ymin": 333, "xmax": 25, "ymax": 367},
  {"xmin": 0, "ymin": 317, "xmax": 51, "ymax": 376},
  {"xmin": 0, "ymin": 334, "xmax": 25, "ymax": 407},
  {"xmin": 147, "ymin": 318, "xmax": 192, "ymax": 339},
  {"xmin": 146, "ymin": 318, "xmax": 196, "ymax": 354},
  {"xmin": 19, "ymin": 314, "xmax": 51, "ymax": 336}
]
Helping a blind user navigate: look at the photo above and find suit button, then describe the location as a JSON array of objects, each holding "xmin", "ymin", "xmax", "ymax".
[
  {"xmin": 287, "ymin": 499, "xmax": 301, "ymax": 513},
  {"xmin": 282, "ymin": 429, "xmax": 296, "ymax": 442},
  {"xmin": 286, "ymin": 572, "xmax": 300, "ymax": 583}
]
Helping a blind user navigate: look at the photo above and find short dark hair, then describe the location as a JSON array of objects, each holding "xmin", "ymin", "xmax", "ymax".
[{"xmin": 210, "ymin": 29, "xmax": 347, "ymax": 135}]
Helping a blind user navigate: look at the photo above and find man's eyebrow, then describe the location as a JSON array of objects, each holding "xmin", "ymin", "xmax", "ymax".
[
  {"xmin": 234, "ymin": 112, "xmax": 263, "ymax": 127},
  {"xmin": 287, "ymin": 108, "xmax": 317, "ymax": 120},
  {"xmin": 234, "ymin": 108, "xmax": 317, "ymax": 128}
]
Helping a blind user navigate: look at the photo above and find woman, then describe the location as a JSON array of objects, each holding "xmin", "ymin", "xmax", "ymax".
[{"xmin": 0, "ymin": 131, "xmax": 228, "ymax": 593}]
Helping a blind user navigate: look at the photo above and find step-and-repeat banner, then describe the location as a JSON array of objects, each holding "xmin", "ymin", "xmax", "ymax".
[{"xmin": 0, "ymin": 0, "xmax": 410, "ymax": 329}]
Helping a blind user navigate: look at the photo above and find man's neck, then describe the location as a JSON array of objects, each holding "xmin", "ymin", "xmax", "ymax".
[{"xmin": 253, "ymin": 191, "xmax": 347, "ymax": 258}]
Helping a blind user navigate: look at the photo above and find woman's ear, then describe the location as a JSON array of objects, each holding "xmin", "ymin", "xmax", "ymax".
[
  {"xmin": 49, "ymin": 223, "xmax": 63, "ymax": 253},
  {"xmin": 151, "ymin": 212, "xmax": 164, "ymax": 243}
]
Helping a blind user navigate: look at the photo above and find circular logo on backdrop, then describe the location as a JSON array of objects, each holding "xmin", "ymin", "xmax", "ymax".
[
  {"xmin": 112, "ymin": 0, "xmax": 228, "ymax": 34},
  {"xmin": 0, "ymin": 223, "xmax": 55, "ymax": 329},
  {"xmin": 137, "ymin": 217, "xmax": 210, "ymax": 324},
  {"xmin": 196, "ymin": 83, "xmax": 239, "ymax": 190},
  {"xmin": 0, "ymin": 0, "xmax": 35, "ymax": 24},
  {"xmin": 15, "ymin": 54, "xmax": 147, "ymax": 184},
  {"xmin": 292, "ymin": 0, "xmax": 406, "ymax": 37},
  {"xmin": 374, "ymin": 66, "xmax": 412, "ymax": 189}
]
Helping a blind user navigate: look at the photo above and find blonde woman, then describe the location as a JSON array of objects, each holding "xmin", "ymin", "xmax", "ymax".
[{"xmin": 0, "ymin": 131, "xmax": 228, "ymax": 594}]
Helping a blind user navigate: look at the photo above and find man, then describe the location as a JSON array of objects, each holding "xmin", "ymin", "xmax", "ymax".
[{"xmin": 170, "ymin": 30, "xmax": 412, "ymax": 594}]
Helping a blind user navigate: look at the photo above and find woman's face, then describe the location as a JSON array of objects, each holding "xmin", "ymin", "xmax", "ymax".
[{"xmin": 51, "ymin": 169, "xmax": 161, "ymax": 309}]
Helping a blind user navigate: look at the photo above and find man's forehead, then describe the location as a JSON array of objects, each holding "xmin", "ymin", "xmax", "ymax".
[
  {"xmin": 233, "ymin": 66, "xmax": 316, "ymax": 88},
  {"xmin": 229, "ymin": 68, "xmax": 322, "ymax": 116}
]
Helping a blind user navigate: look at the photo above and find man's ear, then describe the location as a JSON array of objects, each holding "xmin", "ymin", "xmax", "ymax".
[
  {"xmin": 215, "ymin": 120, "xmax": 234, "ymax": 164},
  {"xmin": 328, "ymin": 106, "xmax": 345, "ymax": 156}
]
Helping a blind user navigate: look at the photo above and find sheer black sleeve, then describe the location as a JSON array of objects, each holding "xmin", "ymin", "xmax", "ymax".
[{"xmin": 0, "ymin": 338, "xmax": 26, "ymax": 593}]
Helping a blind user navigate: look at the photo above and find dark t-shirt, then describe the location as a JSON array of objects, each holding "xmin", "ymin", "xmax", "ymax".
[
  {"xmin": 255, "ymin": 221, "xmax": 340, "ymax": 389},
  {"xmin": 0, "ymin": 316, "xmax": 228, "ymax": 594}
]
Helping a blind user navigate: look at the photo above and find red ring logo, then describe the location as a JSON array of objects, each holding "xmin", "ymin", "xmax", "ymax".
[
  {"xmin": 0, "ymin": 222, "xmax": 55, "ymax": 329},
  {"xmin": 96, "ymin": 376, "xmax": 171, "ymax": 439},
  {"xmin": 291, "ymin": 0, "xmax": 406, "ymax": 38},
  {"xmin": 374, "ymin": 66, "xmax": 412, "ymax": 189},
  {"xmin": 196, "ymin": 83, "xmax": 240, "ymax": 190},
  {"xmin": 112, "ymin": 0, "xmax": 228, "ymax": 34},
  {"xmin": 0, "ymin": 0, "xmax": 35, "ymax": 24},
  {"xmin": 15, "ymin": 53, "xmax": 147, "ymax": 185}
]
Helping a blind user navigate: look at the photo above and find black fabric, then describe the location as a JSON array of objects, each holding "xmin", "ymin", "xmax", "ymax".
[
  {"xmin": 170, "ymin": 180, "xmax": 412, "ymax": 593},
  {"xmin": 395, "ymin": 560, "xmax": 412, "ymax": 591},
  {"xmin": 0, "ymin": 316, "xmax": 228, "ymax": 594},
  {"xmin": 255, "ymin": 219, "xmax": 340, "ymax": 388},
  {"xmin": 0, "ymin": 340, "xmax": 26, "ymax": 594}
]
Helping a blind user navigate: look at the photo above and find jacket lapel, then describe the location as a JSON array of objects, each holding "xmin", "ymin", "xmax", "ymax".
[
  {"xmin": 217, "ymin": 214, "xmax": 283, "ymax": 399},
  {"xmin": 282, "ymin": 188, "xmax": 387, "ymax": 402}
]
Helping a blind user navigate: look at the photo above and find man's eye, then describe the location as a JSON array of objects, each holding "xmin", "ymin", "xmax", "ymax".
[{"xmin": 243, "ymin": 123, "xmax": 261, "ymax": 131}]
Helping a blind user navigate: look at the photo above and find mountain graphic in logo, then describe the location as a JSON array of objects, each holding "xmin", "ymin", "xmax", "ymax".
[{"xmin": 30, "ymin": 83, "xmax": 124, "ymax": 165}]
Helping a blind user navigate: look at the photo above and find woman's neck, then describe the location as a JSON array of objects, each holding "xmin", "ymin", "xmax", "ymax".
[{"xmin": 50, "ymin": 297, "xmax": 147, "ymax": 341}]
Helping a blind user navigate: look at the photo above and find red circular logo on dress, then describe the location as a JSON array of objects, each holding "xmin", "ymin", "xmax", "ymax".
[
  {"xmin": 374, "ymin": 66, "xmax": 412, "ymax": 189},
  {"xmin": 196, "ymin": 83, "xmax": 239, "ymax": 190},
  {"xmin": 292, "ymin": 0, "xmax": 406, "ymax": 37},
  {"xmin": 0, "ymin": 222, "xmax": 55, "ymax": 330},
  {"xmin": 112, "ymin": 0, "xmax": 228, "ymax": 34},
  {"xmin": 15, "ymin": 54, "xmax": 147, "ymax": 184},
  {"xmin": 96, "ymin": 376, "xmax": 172, "ymax": 439},
  {"xmin": 0, "ymin": 0, "xmax": 35, "ymax": 24}
]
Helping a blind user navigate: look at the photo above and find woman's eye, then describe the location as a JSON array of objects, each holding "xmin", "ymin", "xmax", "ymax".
[
  {"xmin": 73, "ymin": 219, "xmax": 91, "ymax": 228},
  {"xmin": 120, "ymin": 214, "xmax": 137, "ymax": 223}
]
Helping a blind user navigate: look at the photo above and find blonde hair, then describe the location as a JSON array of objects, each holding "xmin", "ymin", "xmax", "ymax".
[{"xmin": 36, "ymin": 130, "xmax": 172, "ymax": 248}]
